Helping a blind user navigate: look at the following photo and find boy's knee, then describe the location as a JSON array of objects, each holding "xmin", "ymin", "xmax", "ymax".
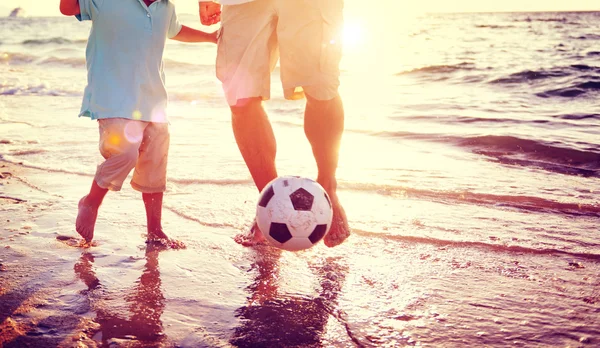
[{"xmin": 99, "ymin": 139, "xmax": 140, "ymax": 163}]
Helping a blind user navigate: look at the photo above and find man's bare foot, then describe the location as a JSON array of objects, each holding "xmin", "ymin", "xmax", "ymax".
[
  {"xmin": 323, "ymin": 194, "xmax": 351, "ymax": 248},
  {"xmin": 147, "ymin": 229, "xmax": 186, "ymax": 249},
  {"xmin": 76, "ymin": 195, "xmax": 98, "ymax": 243},
  {"xmin": 234, "ymin": 222, "xmax": 268, "ymax": 247}
]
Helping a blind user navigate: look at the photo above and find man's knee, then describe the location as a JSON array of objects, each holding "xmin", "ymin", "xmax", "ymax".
[
  {"xmin": 305, "ymin": 88, "xmax": 341, "ymax": 101},
  {"xmin": 230, "ymin": 97, "xmax": 263, "ymax": 118},
  {"xmin": 305, "ymin": 92, "xmax": 343, "ymax": 114}
]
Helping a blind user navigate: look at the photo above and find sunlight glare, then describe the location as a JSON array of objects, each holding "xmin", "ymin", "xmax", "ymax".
[{"xmin": 342, "ymin": 20, "xmax": 366, "ymax": 49}]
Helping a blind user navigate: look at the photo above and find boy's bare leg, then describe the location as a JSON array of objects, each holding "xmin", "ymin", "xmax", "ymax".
[
  {"xmin": 230, "ymin": 98, "xmax": 277, "ymax": 246},
  {"xmin": 304, "ymin": 94, "xmax": 350, "ymax": 247},
  {"xmin": 76, "ymin": 180, "xmax": 109, "ymax": 242},
  {"xmin": 142, "ymin": 192, "xmax": 169, "ymax": 241},
  {"xmin": 142, "ymin": 192, "xmax": 185, "ymax": 248}
]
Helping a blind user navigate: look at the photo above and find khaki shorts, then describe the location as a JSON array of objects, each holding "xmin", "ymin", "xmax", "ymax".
[
  {"xmin": 94, "ymin": 118, "xmax": 170, "ymax": 193},
  {"xmin": 217, "ymin": 0, "xmax": 344, "ymax": 106}
]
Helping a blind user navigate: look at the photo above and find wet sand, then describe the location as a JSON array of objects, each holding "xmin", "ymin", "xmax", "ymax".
[
  {"xmin": 1, "ymin": 159, "xmax": 599, "ymax": 348},
  {"xmin": 0, "ymin": 159, "xmax": 358, "ymax": 347}
]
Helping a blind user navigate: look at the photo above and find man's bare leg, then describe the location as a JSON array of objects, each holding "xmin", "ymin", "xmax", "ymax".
[
  {"xmin": 231, "ymin": 98, "xmax": 278, "ymax": 245},
  {"xmin": 76, "ymin": 180, "xmax": 108, "ymax": 243},
  {"xmin": 304, "ymin": 94, "xmax": 350, "ymax": 247}
]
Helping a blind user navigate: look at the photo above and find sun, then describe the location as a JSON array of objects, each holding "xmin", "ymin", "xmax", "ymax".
[{"xmin": 342, "ymin": 19, "xmax": 366, "ymax": 49}]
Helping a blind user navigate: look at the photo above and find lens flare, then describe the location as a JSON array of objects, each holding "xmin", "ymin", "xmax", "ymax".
[
  {"xmin": 107, "ymin": 133, "xmax": 121, "ymax": 147},
  {"xmin": 124, "ymin": 122, "xmax": 144, "ymax": 144},
  {"xmin": 151, "ymin": 106, "xmax": 166, "ymax": 122}
]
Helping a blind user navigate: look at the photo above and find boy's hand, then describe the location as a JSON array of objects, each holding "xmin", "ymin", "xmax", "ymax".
[
  {"xmin": 199, "ymin": 1, "xmax": 221, "ymax": 26},
  {"xmin": 59, "ymin": 0, "xmax": 80, "ymax": 16}
]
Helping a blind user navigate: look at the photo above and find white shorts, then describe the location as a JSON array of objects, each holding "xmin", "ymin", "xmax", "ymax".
[
  {"xmin": 216, "ymin": 0, "xmax": 344, "ymax": 106},
  {"xmin": 94, "ymin": 118, "xmax": 170, "ymax": 193}
]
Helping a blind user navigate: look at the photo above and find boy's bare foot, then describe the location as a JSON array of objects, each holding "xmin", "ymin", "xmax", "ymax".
[
  {"xmin": 147, "ymin": 229, "xmax": 186, "ymax": 249},
  {"xmin": 323, "ymin": 193, "xmax": 351, "ymax": 248},
  {"xmin": 76, "ymin": 195, "xmax": 98, "ymax": 243},
  {"xmin": 234, "ymin": 222, "xmax": 268, "ymax": 247}
]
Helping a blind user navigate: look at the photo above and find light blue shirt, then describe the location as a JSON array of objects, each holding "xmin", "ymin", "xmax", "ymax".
[{"xmin": 77, "ymin": 0, "xmax": 182, "ymax": 123}]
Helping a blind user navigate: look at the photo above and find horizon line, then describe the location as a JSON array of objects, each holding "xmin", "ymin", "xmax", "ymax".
[{"xmin": 2, "ymin": 8, "xmax": 599, "ymax": 18}]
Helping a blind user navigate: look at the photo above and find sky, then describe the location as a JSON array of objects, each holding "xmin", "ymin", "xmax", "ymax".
[{"xmin": 1, "ymin": 0, "xmax": 599, "ymax": 17}]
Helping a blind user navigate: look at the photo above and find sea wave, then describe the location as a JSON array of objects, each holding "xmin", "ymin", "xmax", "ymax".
[
  {"xmin": 21, "ymin": 37, "xmax": 87, "ymax": 45},
  {"xmin": 1, "ymin": 51, "xmax": 212, "ymax": 70},
  {"xmin": 489, "ymin": 69, "xmax": 570, "ymax": 84},
  {"xmin": 0, "ymin": 51, "xmax": 85, "ymax": 67},
  {"xmin": 360, "ymin": 130, "xmax": 600, "ymax": 177},
  {"xmin": 391, "ymin": 114, "xmax": 598, "ymax": 130},
  {"xmin": 571, "ymin": 34, "xmax": 600, "ymax": 40},
  {"xmin": 353, "ymin": 229, "xmax": 600, "ymax": 261},
  {"xmin": 0, "ymin": 157, "xmax": 92, "ymax": 177},
  {"xmin": 0, "ymin": 81, "xmax": 79, "ymax": 96},
  {"xmin": 9, "ymin": 149, "xmax": 47, "ymax": 156},
  {"xmin": 0, "ymin": 51, "xmax": 35, "ymax": 64},
  {"xmin": 536, "ymin": 81, "xmax": 600, "ymax": 98},
  {"xmin": 474, "ymin": 24, "xmax": 516, "ymax": 29},
  {"xmin": 39, "ymin": 56, "xmax": 86, "ymax": 68},
  {"xmin": 341, "ymin": 182, "xmax": 600, "ymax": 217},
  {"xmin": 552, "ymin": 113, "xmax": 600, "ymax": 121},
  {"xmin": 489, "ymin": 65, "xmax": 599, "ymax": 85},
  {"xmin": 460, "ymin": 135, "xmax": 600, "ymax": 176},
  {"xmin": 395, "ymin": 63, "xmax": 476, "ymax": 76}
]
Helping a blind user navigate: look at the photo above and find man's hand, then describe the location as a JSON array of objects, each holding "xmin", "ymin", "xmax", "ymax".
[{"xmin": 199, "ymin": 1, "xmax": 221, "ymax": 26}]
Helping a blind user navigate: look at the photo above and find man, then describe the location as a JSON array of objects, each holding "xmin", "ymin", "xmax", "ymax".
[{"xmin": 199, "ymin": 0, "xmax": 350, "ymax": 247}]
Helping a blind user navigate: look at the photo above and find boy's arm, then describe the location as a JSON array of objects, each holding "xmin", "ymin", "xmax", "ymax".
[
  {"xmin": 171, "ymin": 25, "xmax": 218, "ymax": 44},
  {"xmin": 60, "ymin": 0, "xmax": 80, "ymax": 16}
]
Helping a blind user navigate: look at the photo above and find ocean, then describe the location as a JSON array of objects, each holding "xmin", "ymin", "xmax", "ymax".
[{"xmin": 1, "ymin": 9, "xmax": 599, "ymax": 348}]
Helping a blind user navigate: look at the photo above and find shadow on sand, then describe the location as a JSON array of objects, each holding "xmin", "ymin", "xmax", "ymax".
[{"xmin": 230, "ymin": 247, "xmax": 354, "ymax": 348}]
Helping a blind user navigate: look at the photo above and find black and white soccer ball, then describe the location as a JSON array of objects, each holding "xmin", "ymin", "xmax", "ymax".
[{"xmin": 256, "ymin": 176, "xmax": 333, "ymax": 251}]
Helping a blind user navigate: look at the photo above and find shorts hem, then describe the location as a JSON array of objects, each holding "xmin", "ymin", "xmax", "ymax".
[
  {"xmin": 226, "ymin": 93, "xmax": 270, "ymax": 107},
  {"xmin": 131, "ymin": 181, "xmax": 166, "ymax": 194},
  {"xmin": 94, "ymin": 178, "xmax": 122, "ymax": 192}
]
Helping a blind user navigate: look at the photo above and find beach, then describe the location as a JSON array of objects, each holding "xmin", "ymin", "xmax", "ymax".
[
  {"xmin": 1, "ymin": 158, "xmax": 599, "ymax": 347},
  {"xmin": 1, "ymin": 9, "xmax": 600, "ymax": 348}
]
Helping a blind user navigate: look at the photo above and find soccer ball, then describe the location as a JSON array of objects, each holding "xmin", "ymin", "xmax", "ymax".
[{"xmin": 256, "ymin": 176, "xmax": 333, "ymax": 251}]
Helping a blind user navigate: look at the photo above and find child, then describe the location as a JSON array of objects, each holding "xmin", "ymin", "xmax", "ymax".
[{"xmin": 59, "ymin": 0, "xmax": 216, "ymax": 246}]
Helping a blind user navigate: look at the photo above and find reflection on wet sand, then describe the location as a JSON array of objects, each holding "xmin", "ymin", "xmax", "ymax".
[
  {"xmin": 74, "ymin": 245, "xmax": 166, "ymax": 346},
  {"xmin": 230, "ymin": 247, "xmax": 350, "ymax": 348}
]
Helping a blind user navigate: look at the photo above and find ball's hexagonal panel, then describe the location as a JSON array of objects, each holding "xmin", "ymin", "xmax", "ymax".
[
  {"xmin": 287, "ymin": 211, "xmax": 317, "ymax": 238},
  {"xmin": 269, "ymin": 222, "xmax": 293, "ymax": 243},
  {"xmin": 289, "ymin": 188, "xmax": 314, "ymax": 211},
  {"xmin": 258, "ymin": 185, "xmax": 275, "ymax": 208},
  {"xmin": 308, "ymin": 224, "xmax": 328, "ymax": 244}
]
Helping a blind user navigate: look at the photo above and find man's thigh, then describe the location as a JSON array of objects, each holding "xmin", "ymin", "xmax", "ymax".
[
  {"xmin": 276, "ymin": 0, "xmax": 344, "ymax": 101},
  {"xmin": 218, "ymin": 0, "xmax": 278, "ymax": 106}
]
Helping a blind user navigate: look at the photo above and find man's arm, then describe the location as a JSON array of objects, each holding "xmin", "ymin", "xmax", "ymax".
[
  {"xmin": 199, "ymin": 1, "xmax": 221, "ymax": 26},
  {"xmin": 171, "ymin": 25, "xmax": 218, "ymax": 43},
  {"xmin": 60, "ymin": 0, "xmax": 80, "ymax": 16}
]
